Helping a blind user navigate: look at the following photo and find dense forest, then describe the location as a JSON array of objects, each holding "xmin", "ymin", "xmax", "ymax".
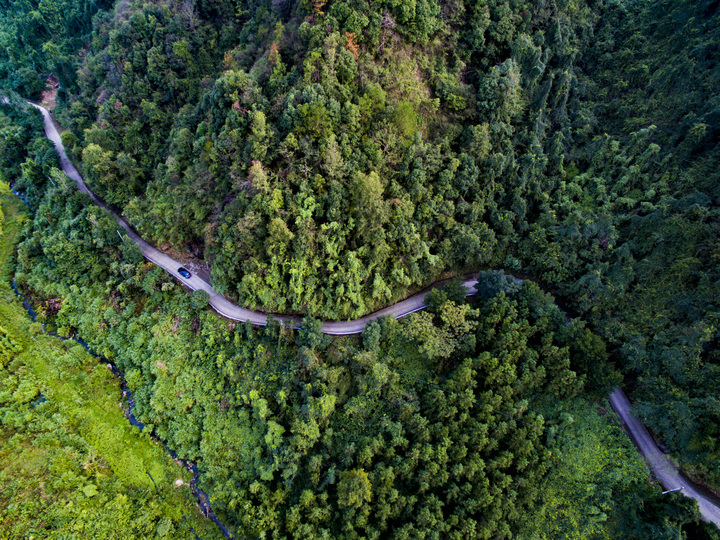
[
  {"xmin": 1, "ymin": 0, "xmax": 720, "ymax": 537},
  {"xmin": 7, "ymin": 176, "xmax": 713, "ymax": 537}
]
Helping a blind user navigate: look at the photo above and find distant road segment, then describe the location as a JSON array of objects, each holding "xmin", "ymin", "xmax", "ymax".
[{"xmin": 609, "ymin": 388, "xmax": 720, "ymax": 527}]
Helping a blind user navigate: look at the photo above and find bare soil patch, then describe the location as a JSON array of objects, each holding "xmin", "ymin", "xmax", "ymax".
[{"xmin": 40, "ymin": 76, "xmax": 58, "ymax": 110}]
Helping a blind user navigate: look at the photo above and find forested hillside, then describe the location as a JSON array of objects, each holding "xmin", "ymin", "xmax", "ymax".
[
  {"xmin": 9, "ymin": 176, "xmax": 711, "ymax": 537},
  {"xmin": 49, "ymin": 0, "xmax": 600, "ymax": 319},
  {"xmin": 525, "ymin": 0, "xmax": 720, "ymax": 488},
  {"xmin": 0, "ymin": 0, "xmax": 113, "ymax": 98},
  {"xmin": 2, "ymin": 0, "xmax": 720, "ymax": 537}
]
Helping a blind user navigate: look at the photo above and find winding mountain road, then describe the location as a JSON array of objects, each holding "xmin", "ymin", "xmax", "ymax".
[
  {"xmin": 24, "ymin": 101, "xmax": 720, "ymax": 526},
  {"xmin": 28, "ymin": 102, "xmax": 479, "ymax": 335}
]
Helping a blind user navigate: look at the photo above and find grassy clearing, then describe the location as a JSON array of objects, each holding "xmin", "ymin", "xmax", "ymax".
[{"xmin": 0, "ymin": 190, "xmax": 222, "ymax": 538}]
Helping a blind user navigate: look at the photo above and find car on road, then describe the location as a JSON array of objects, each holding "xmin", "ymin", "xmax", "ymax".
[{"xmin": 178, "ymin": 267, "xmax": 192, "ymax": 279}]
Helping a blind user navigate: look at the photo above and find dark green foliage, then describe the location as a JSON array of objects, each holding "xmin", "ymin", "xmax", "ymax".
[
  {"xmin": 473, "ymin": 270, "xmax": 520, "ymax": 302},
  {"xmin": 507, "ymin": 0, "xmax": 720, "ymax": 488},
  {"xmin": 0, "ymin": 0, "xmax": 113, "ymax": 98},
  {"xmin": 425, "ymin": 277, "xmax": 470, "ymax": 311},
  {"xmin": 0, "ymin": 99, "xmax": 57, "ymax": 204},
  {"xmin": 4, "ymin": 0, "xmax": 720, "ymax": 535},
  {"xmin": 18, "ymin": 0, "xmax": 600, "ymax": 321}
]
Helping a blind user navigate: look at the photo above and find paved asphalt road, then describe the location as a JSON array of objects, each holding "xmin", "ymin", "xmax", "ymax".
[
  {"xmin": 609, "ymin": 388, "xmax": 720, "ymax": 527},
  {"xmin": 29, "ymin": 102, "xmax": 480, "ymax": 335},
  {"xmin": 27, "ymin": 102, "xmax": 720, "ymax": 525}
]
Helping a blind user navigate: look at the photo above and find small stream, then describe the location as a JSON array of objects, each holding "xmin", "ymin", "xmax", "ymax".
[
  {"xmin": 11, "ymin": 280, "xmax": 37, "ymax": 320},
  {"xmin": 10, "ymin": 277, "xmax": 233, "ymax": 539},
  {"xmin": 12, "ymin": 189, "xmax": 32, "ymax": 210}
]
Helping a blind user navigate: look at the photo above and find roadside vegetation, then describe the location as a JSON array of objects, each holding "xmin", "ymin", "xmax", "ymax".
[{"xmin": 1, "ymin": 0, "xmax": 720, "ymax": 537}]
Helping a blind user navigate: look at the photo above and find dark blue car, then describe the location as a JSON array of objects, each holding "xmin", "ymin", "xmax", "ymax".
[{"xmin": 178, "ymin": 267, "xmax": 192, "ymax": 279}]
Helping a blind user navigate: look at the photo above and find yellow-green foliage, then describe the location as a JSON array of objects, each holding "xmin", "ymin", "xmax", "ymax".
[
  {"xmin": 0, "ymin": 326, "xmax": 21, "ymax": 369},
  {"xmin": 517, "ymin": 397, "xmax": 648, "ymax": 540},
  {"xmin": 0, "ymin": 194, "xmax": 222, "ymax": 539}
]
